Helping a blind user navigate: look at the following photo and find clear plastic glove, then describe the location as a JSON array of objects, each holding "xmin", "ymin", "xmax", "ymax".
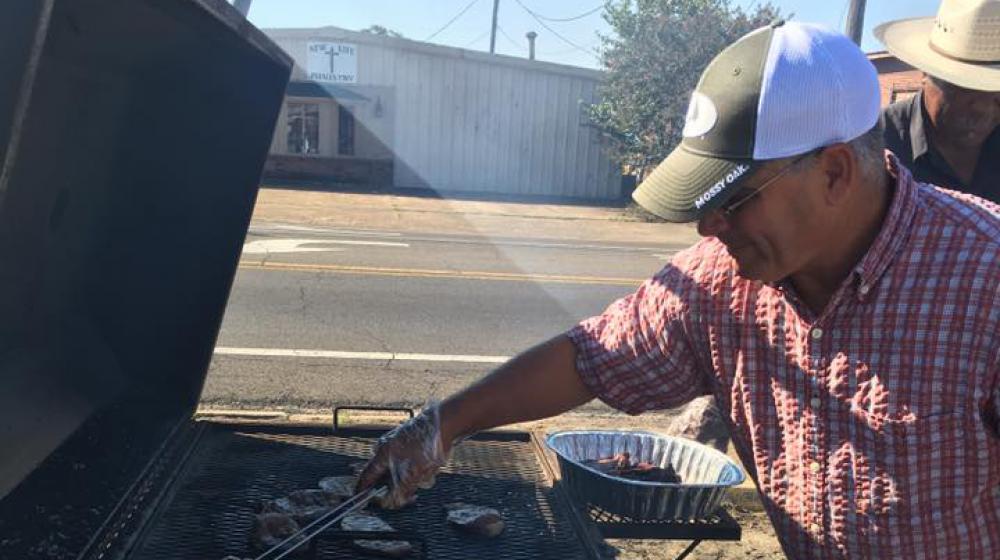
[{"xmin": 355, "ymin": 403, "xmax": 451, "ymax": 509}]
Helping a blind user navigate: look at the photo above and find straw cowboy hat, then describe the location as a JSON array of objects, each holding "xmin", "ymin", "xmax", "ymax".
[{"xmin": 874, "ymin": 0, "xmax": 1000, "ymax": 91}]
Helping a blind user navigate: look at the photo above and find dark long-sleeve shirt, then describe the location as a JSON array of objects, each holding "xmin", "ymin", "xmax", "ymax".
[{"xmin": 881, "ymin": 91, "xmax": 999, "ymax": 203}]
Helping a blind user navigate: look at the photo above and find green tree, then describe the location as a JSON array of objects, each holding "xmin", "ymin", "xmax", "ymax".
[
  {"xmin": 588, "ymin": 0, "xmax": 782, "ymax": 176},
  {"xmin": 361, "ymin": 25, "xmax": 406, "ymax": 39}
]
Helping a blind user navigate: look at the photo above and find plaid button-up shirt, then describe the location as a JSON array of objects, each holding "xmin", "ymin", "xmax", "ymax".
[{"xmin": 568, "ymin": 157, "xmax": 1000, "ymax": 559}]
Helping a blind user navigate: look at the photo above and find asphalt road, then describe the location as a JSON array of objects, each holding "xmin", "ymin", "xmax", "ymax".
[{"xmin": 201, "ymin": 222, "xmax": 693, "ymax": 413}]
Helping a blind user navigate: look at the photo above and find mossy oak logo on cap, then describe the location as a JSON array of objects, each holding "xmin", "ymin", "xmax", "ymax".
[
  {"xmin": 682, "ymin": 92, "xmax": 718, "ymax": 138},
  {"xmin": 694, "ymin": 164, "xmax": 750, "ymax": 209},
  {"xmin": 632, "ymin": 22, "xmax": 881, "ymax": 223}
]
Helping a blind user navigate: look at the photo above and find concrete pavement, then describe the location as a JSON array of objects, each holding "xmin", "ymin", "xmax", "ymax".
[{"xmin": 251, "ymin": 187, "xmax": 703, "ymax": 246}]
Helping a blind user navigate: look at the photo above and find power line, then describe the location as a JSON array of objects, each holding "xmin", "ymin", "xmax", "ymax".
[
  {"xmin": 511, "ymin": 0, "xmax": 598, "ymax": 59},
  {"xmin": 724, "ymin": 0, "xmax": 760, "ymax": 37},
  {"xmin": 496, "ymin": 24, "xmax": 524, "ymax": 50},
  {"xmin": 464, "ymin": 29, "xmax": 492, "ymax": 47},
  {"xmin": 425, "ymin": 0, "xmax": 481, "ymax": 41},
  {"xmin": 517, "ymin": 4, "xmax": 603, "ymax": 22},
  {"xmin": 537, "ymin": 42, "xmax": 602, "ymax": 57},
  {"xmin": 837, "ymin": 0, "xmax": 851, "ymax": 32}
]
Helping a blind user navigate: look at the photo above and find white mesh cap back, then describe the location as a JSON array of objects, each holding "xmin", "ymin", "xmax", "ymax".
[{"xmin": 753, "ymin": 22, "xmax": 881, "ymax": 160}]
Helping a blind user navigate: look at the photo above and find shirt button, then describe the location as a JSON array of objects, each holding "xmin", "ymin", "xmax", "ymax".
[
  {"xmin": 811, "ymin": 328, "xmax": 824, "ymax": 340},
  {"xmin": 810, "ymin": 462, "xmax": 821, "ymax": 473},
  {"xmin": 859, "ymin": 284, "xmax": 870, "ymax": 295},
  {"xmin": 811, "ymin": 397, "xmax": 821, "ymax": 408}
]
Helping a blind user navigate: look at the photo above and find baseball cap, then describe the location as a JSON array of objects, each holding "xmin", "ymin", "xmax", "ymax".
[{"xmin": 633, "ymin": 21, "xmax": 881, "ymax": 223}]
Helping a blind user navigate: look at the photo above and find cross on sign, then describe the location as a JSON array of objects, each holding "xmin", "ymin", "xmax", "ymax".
[{"xmin": 329, "ymin": 49, "xmax": 339, "ymax": 74}]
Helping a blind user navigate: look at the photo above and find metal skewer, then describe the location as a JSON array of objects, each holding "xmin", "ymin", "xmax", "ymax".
[{"xmin": 253, "ymin": 485, "xmax": 388, "ymax": 560}]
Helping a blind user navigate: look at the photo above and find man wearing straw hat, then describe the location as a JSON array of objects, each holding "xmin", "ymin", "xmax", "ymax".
[
  {"xmin": 876, "ymin": 0, "xmax": 1000, "ymax": 202},
  {"xmin": 359, "ymin": 20, "xmax": 1000, "ymax": 559}
]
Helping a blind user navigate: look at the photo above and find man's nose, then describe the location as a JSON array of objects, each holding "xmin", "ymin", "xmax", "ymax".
[{"xmin": 697, "ymin": 209, "xmax": 731, "ymax": 238}]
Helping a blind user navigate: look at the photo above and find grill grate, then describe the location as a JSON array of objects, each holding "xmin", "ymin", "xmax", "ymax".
[{"xmin": 130, "ymin": 422, "xmax": 591, "ymax": 559}]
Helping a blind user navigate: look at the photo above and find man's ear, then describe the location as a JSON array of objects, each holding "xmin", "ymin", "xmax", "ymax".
[{"xmin": 815, "ymin": 143, "xmax": 855, "ymax": 207}]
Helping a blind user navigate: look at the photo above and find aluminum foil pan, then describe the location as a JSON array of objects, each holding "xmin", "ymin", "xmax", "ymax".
[{"xmin": 545, "ymin": 430, "xmax": 746, "ymax": 521}]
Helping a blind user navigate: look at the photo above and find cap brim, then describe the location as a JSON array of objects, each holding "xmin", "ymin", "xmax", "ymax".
[
  {"xmin": 875, "ymin": 18, "xmax": 1000, "ymax": 92},
  {"xmin": 632, "ymin": 145, "xmax": 757, "ymax": 223}
]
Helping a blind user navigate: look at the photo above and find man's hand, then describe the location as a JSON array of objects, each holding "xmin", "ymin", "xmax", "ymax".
[
  {"xmin": 356, "ymin": 336, "xmax": 592, "ymax": 507},
  {"xmin": 355, "ymin": 403, "xmax": 450, "ymax": 509}
]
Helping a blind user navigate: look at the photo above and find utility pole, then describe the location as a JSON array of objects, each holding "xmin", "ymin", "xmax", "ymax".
[
  {"xmin": 845, "ymin": 0, "xmax": 866, "ymax": 46},
  {"xmin": 233, "ymin": 0, "xmax": 253, "ymax": 17},
  {"xmin": 489, "ymin": 0, "xmax": 500, "ymax": 54}
]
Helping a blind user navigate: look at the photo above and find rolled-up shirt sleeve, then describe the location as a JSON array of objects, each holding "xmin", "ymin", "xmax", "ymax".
[{"xmin": 566, "ymin": 263, "xmax": 709, "ymax": 415}]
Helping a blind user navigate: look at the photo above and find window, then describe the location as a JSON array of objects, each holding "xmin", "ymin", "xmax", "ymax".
[
  {"xmin": 287, "ymin": 103, "xmax": 319, "ymax": 155},
  {"xmin": 338, "ymin": 105, "xmax": 355, "ymax": 156}
]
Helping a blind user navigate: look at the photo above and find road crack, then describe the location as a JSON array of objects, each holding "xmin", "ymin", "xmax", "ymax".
[{"xmin": 298, "ymin": 285, "xmax": 307, "ymax": 315}]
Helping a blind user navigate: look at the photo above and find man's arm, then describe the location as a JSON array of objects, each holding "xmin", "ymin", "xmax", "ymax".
[
  {"xmin": 357, "ymin": 260, "xmax": 705, "ymax": 506},
  {"xmin": 437, "ymin": 334, "xmax": 594, "ymax": 451},
  {"xmin": 356, "ymin": 334, "xmax": 594, "ymax": 506}
]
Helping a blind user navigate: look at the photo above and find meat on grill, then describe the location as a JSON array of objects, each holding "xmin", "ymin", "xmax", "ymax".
[
  {"xmin": 317, "ymin": 475, "xmax": 357, "ymax": 499},
  {"xmin": 319, "ymin": 473, "xmax": 416, "ymax": 509},
  {"xmin": 444, "ymin": 502, "xmax": 505, "ymax": 538},
  {"xmin": 341, "ymin": 512, "xmax": 413, "ymax": 558},
  {"xmin": 250, "ymin": 512, "xmax": 306, "ymax": 553},
  {"xmin": 583, "ymin": 452, "xmax": 682, "ymax": 483},
  {"xmin": 258, "ymin": 489, "xmax": 343, "ymax": 524},
  {"xmin": 289, "ymin": 488, "xmax": 343, "ymax": 507}
]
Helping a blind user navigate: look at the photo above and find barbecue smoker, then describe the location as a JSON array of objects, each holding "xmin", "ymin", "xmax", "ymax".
[{"xmin": 0, "ymin": 1, "xmax": 738, "ymax": 558}]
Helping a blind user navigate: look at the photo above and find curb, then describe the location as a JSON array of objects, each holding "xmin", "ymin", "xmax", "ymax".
[{"xmin": 195, "ymin": 408, "xmax": 288, "ymax": 420}]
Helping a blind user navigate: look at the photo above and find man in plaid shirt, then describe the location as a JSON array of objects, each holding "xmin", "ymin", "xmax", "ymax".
[{"xmin": 359, "ymin": 22, "xmax": 1000, "ymax": 559}]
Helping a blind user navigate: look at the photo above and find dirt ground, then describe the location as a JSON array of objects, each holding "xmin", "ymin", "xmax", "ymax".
[
  {"xmin": 198, "ymin": 407, "xmax": 786, "ymax": 559},
  {"xmin": 604, "ymin": 502, "xmax": 782, "ymax": 559}
]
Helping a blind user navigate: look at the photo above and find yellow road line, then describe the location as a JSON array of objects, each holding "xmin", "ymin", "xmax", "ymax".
[{"xmin": 238, "ymin": 260, "xmax": 643, "ymax": 286}]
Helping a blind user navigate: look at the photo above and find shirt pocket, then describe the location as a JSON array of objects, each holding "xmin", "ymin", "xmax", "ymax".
[{"xmin": 850, "ymin": 406, "xmax": 968, "ymax": 528}]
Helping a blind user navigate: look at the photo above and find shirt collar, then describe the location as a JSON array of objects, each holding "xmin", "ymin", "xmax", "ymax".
[
  {"xmin": 853, "ymin": 152, "xmax": 920, "ymax": 296},
  {"xmin": 908, "ymin": 91, "xmax": 930, "ymax": 161}
]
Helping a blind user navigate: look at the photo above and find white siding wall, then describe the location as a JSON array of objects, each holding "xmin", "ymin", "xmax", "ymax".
[{"xmin": 267, "ymin": 28, "xmax": 620, "ymax": 200}]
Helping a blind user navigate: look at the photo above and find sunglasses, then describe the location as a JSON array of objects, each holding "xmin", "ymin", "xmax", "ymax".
[{"xmin": 718, "ymin": 149, "xmax": 821, "ymax": 218}]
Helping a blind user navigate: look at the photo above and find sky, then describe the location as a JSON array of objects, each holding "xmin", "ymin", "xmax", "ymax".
[{"xmin": 246, "ymin": 0, "xmax": 942, "ymax": 70}]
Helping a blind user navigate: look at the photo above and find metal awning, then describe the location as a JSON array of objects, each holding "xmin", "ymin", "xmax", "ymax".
[{"xmin": 286, "ymin": 81, "xmax": 369, "ymax": 102}]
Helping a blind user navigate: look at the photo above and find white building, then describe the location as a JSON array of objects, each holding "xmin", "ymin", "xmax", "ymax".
[{"xmin": 263, "ymin": 26, "xmax": 623, "ymax": 201}]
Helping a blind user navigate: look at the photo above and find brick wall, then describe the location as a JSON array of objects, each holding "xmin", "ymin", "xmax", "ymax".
[
  {"xmin": 869, "ymin": 51, "xmax": 923, "ymax": 107},
  {"xmin": 263, "ymin": 155, "xmax": 393, "ymax": 187}
]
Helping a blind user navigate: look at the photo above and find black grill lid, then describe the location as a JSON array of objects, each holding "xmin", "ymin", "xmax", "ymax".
[{"xmin": 0, "ymin": 0, "xmax": 291, "ymax": 503}]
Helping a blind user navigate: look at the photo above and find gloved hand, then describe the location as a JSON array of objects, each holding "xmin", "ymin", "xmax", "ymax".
[{"xmin": 355, "ymin": 403, "xmax": 452, "ymax": 509}]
